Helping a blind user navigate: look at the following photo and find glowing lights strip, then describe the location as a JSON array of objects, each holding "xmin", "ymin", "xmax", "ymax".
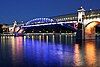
[
  {"xmin": 22, "ymin": 21, "xmax": 77, "ymax": 28},
  {"xmin": 22, "ymin": 22, "xmax": 57, "ymax": 27},
  {"xmin": 26, "ymin": 18, "xmax": 54, "ymax": 25},
  {"xmin": 57, "ymin": 21, "xmax": 77, "ymax": 24}
]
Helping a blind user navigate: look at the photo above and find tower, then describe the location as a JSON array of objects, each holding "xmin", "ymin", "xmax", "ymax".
[
  {"xmin": 78, "ymin": 6, "xmax": 85, "ymax": 23},
  {"xmin": 76, "ymin": 6, "xmax": 85, "ymax": 41}
]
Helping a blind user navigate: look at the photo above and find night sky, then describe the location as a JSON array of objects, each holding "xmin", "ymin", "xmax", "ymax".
[{"xmin": 0, "ymin": 0, "xmax": 100, "ymax": 24}]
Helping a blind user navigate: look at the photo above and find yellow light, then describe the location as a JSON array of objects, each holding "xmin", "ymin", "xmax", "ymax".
[
  {"xmin": 84, "ymin": 40, "xmax": 96, "ymax": 66},
  {"xmin": 85, "ymin": 21, "xmax": 100, "ymax": 35},
  {"xmin": 74, "ymin": 44, "xmax": 82, "ymax": 66}
]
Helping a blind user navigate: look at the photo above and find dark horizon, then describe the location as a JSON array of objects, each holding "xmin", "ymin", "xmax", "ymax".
[{"xmin": 0, "ymin": 0, "xmax": 100, "ymax": 24}]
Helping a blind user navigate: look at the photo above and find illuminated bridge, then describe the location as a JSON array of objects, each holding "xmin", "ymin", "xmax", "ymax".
[
  {"xmin": 22, "ymin": 18, "xmax": 77, "ymax": 33},
  {"xmin": 11, "ymin": 7, "xmax": 100, "ymax": 39}
]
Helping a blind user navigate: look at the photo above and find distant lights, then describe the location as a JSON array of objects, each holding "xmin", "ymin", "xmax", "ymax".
[{"xmin": 90, "ymin": 9, "xmax": 92, "ymax": 11}]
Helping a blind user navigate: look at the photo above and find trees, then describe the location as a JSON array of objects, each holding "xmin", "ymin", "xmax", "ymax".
[{"xmin": 0, "ymin": 24, "xmax": 3, "ymax": 34}]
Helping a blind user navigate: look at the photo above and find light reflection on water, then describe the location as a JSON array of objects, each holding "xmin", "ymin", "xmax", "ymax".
[
  {"xmin": 74, "ymin": 44, "xmax": 82, "ymax": 66},
  {"xmin": 84, "ymin": 40, "xmax": 96, "ymax": 66},
  {"xmin": 0, "ymin": 35, "xmax": 100, "ymax": 67}
]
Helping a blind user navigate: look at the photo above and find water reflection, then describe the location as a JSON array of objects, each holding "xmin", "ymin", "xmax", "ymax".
[
  {"xmin": 11, "ymin": 36, "xmax": 16, "ymax": 62},
  {"xmin": 74, "ymin": 44, "xmax": 82, "ymax": 66},
  {"xmin": 11, "ymin": 36, "xmax": 24, "ymax": 67},
  {"xmin": 46, "ymin": 35, "xmax": 48, "ymax": 45},
  {"xmin": 84, "ymin": 40, "xmax": 96, "ymax": 66},
  {"xmin": 52, "ymin": 35, "xmax": 55, "ymax": 45},
  {"xmin": 0, "ymin": 35, "xmax": 99, "ymax": 67}
]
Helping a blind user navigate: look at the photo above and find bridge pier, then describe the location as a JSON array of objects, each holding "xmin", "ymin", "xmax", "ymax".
[
  {"xmin": 76, "ymin": 24, "xmax": 96, "ymax": 40},
  {"xmin": 77, "ymin": 7, "xmax": 96, "ymax": 40},
  {"xmin": 76, "ymin": 23, "xmax": 83, "ymax": 44}
]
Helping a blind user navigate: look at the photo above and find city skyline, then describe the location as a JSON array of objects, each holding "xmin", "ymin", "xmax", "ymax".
[{"xmin": 0, "ymin": 0, "xmax": 100, "ymax": 23}]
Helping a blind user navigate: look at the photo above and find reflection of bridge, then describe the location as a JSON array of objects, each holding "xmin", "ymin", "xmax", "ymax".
[{"xmin": 10, "ymin": 7, "xmax": 100, "ymax": 39}]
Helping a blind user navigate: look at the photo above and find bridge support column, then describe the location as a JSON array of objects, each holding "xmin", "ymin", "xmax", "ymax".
[
  {"xmin": 76, "ymin": 23, "xmax": 83, "ymax": 44},
  {"xmin": 82, "ymin": 24, "xmax": 85, "ymax": 40},
  {"xmin": 77, "ymin": 6, "xmax": 85, "ymax": 41}
]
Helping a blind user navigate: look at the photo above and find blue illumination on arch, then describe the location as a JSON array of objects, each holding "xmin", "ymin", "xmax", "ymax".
[{"xmin": 26, "ymin": 18, "xmax": 57, "ymax": 25}]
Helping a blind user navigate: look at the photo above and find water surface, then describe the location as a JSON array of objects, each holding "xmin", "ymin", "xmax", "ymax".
[{"xmin": 0, "ymin": 35, "xmax": 100, "ymax": 67}]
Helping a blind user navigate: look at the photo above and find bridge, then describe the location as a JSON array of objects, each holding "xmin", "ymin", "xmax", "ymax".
[
  {"xmin": 9, "ymin": 7, "xmax": 100, "ymax": 40},
  {"xmin": 21, "ymin": 18, "xmax": 77, "ymax": 33}
]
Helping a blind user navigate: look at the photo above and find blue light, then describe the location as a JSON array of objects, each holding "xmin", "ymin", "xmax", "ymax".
[{"xmin": 25, "ymin": 18, "xmax": 56, "ymax": 25}]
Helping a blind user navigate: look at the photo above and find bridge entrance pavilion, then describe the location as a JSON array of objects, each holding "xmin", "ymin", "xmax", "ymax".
[{"xmin": 78, "ymin": 7, "xmax": 100, "ymax": 40}]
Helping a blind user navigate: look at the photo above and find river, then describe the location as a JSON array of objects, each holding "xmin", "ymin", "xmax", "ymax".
[{"xmin": 0, "ymin": 34, "xmax": 100, "ymax": 67}]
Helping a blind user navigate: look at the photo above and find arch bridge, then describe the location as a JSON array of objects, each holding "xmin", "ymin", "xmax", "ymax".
[{"xmin": 21, "ymin": 18, "xmax": 77, "ymax": 33}]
